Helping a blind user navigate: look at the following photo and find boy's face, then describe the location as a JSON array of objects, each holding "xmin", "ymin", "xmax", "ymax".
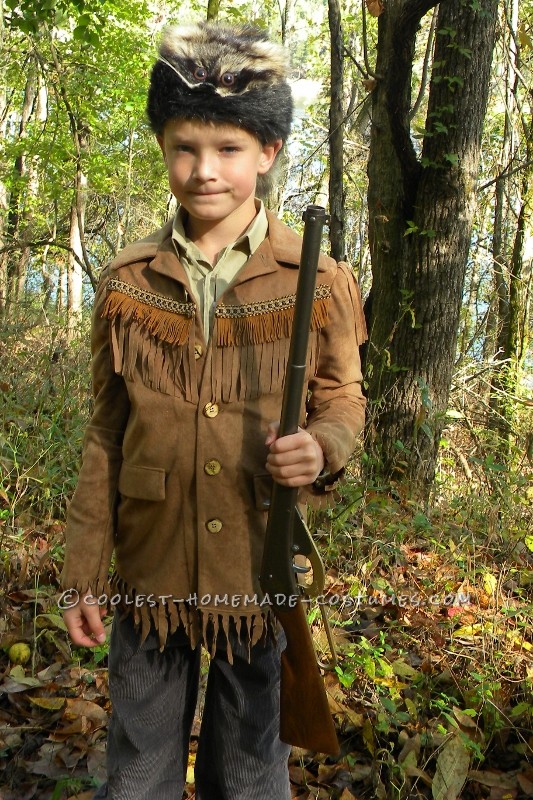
[{"xmin": 157, "ymin": 119, "xmax": 282, "ymax": 231}]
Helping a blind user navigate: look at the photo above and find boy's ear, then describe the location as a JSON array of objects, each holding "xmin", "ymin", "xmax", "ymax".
[
  {"xmin": 156, "ymin": 134, "xmax": 167, "ymax": 162},
  {"xmin": 258, "ymin": 139, "xmax": 283, "ymax": 174}
]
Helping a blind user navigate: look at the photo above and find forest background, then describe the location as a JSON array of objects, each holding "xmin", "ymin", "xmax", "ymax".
[{"xmin": 0, "ymin": 0, "xmax": 532, "ymax": 798}]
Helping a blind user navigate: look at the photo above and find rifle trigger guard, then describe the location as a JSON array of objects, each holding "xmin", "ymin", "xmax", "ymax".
[{"xmin": 292, "ymin": 508, "xmax": 326, "ymax": 597}]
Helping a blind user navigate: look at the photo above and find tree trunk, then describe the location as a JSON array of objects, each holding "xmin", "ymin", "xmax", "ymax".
[
  {"xmin": 0, "ymin": 0, "xmax": 8, "ymax": 316},
  {"xmin": 4, "ymin": 60, "xmax": 40, "ymax": 314},
  {"xmin": 488, "ymin": 0, "xmax": 530, "ymax": 457},
  {"xmin": 18, "ymin": 71, "xmax": 48, "ymax": 304},
  {"xmin": 328, "ymin": 0, "xmax": 345, "ymax": 261},
  {"xmin": 67, "ymin": 123, "xmax": 89, "ymax": 339},
  {"xmin": 365, "ymin": 0, "xmax": 499, "ymax": 490},
  {"xmin": 206, "ymin": 0, "xmax": 220, "ymax": 21}
]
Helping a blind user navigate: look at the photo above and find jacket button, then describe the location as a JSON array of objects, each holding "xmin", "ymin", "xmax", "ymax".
[
  {"xmin": 194, "ymin": 343, "xmax": 203, "ymax": 360},
  {"xmin": 206, "ymin": 518, "xmax": 223, "ymax": 533},
  {"xmin": 204, "ymin": 459, "xmax": 221, "ymax": 476},
  {"xmin": 203, "ymin": 402, "xmax": 219, "ymax": 418}
]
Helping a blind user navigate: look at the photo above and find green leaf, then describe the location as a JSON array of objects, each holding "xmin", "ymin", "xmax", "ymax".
[
  {"xmin": 446, "ymin": 409, "xmax": 465, "ymax": 419},
  {"xmin": 444, "ymin": 153, "xmax": 459, "ymax": 166},
  {"xmin": 73, "ymin": 24, "xmax": 88, "ymax": 40}
]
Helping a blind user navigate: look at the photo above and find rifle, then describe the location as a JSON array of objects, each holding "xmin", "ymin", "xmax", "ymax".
[{"xmin": 259, "ymin": 205, "xmax": 340, "ymax": 756}]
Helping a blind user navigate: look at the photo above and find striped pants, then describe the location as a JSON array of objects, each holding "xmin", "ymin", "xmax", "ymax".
[{"xmin": 93, "ymin": 611, "xmax": 291, "ymax": 800}]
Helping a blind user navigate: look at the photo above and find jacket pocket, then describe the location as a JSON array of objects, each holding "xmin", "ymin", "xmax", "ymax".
[
  {"xmin": 253, "ymin": 473, "xmax": 273, "ymax": 512},
  {"xmin": 118, "ymin": 462, "xmax": 166, "ymax": 501}
]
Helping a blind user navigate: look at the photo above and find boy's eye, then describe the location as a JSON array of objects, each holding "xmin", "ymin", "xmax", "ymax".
[
  {"xmin": 220, "ymin": 72, "xmax": 236, "ymax": 87},
  {"xmin": 193, "ymin": 66, "xmax": 207, "ymax": 81}
]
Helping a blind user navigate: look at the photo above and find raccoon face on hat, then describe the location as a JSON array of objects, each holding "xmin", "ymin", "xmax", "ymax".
[{"xmin": 147, "ymin": 22, "xmax": 293, "ymax": 145}]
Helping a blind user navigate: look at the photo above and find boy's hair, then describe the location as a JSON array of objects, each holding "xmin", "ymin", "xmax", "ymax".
[{"xmin": 147, "ymin": 22, "xmax": 293, "ymax": 146}]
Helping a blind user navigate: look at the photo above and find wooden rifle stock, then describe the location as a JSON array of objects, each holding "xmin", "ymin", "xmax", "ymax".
[{"xmin": 259, "ymin": 206, "xmax": 339, "ymax": 756}]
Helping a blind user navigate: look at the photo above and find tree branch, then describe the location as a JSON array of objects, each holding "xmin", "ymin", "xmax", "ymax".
[
  {"xmin": 385, "ymin": 0, "xmax": 440, "ymax": 214},
  {"xmin": 0, "ymin": 239, "xmax": 97, "ymax": 290}
]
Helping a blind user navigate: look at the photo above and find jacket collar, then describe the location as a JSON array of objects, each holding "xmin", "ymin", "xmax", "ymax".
[{"xmin": 108, "ymin": 210, "xmax": 333, "ymax": 286}]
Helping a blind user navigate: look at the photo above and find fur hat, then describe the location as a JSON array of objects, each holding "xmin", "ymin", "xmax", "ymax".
[{"xmin": 147, "ymin": 22, "xmax": 293, "ymax": 144}]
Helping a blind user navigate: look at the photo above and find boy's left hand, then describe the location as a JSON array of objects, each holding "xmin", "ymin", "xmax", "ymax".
[{"xmin": 265, "ymin": 422, "xmax": 325, "ymax": 487}]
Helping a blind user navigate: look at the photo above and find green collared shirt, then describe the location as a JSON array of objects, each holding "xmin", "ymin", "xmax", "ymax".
[{"xmin": 171, "ymin": 202, "xmax": 268, "ymax": 341}]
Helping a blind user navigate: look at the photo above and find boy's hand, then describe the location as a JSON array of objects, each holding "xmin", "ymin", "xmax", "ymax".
[
  {"xmin": 265, "ymin": 422, "xmax": 325, "ymax": 487},
  {"xmin": 63, "ymin": 593, "xmax": 107, "ymax": 648}
]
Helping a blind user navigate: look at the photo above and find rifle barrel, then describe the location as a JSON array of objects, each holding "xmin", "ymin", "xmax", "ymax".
[{"xmin": 259, "ymin": 206, "xmax": 328, "ymax": 606}]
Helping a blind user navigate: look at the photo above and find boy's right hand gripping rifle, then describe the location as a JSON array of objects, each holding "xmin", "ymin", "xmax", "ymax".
[{"xmin": 259, "ymin": 206, "xmax": 340, "ymax": 756}]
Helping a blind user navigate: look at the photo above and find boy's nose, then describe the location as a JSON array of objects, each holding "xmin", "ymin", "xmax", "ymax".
[{"xmin": 193, "ymin": 153, "xmax": 217, "ymax": 181}]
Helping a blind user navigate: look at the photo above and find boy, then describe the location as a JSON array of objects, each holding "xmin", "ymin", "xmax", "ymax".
[{"xmin": 61, "ymin": 21, "xmax": 367, "ymax": 800}]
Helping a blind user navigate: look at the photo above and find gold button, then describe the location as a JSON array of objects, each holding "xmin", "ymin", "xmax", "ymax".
[
  {"xmin": 194, "ymin": 343, "xmax": 203, "ymax": 360},
  {"xmin": 203, "ymin": 402, "xmax": 219, "ymax": 418},
  {"xmin": 206, "ymin": 518, "xmax": 222, "ymax": 533},
  {"xmin": 204, "ymin": 459, "xmax": 221, "ymax": 476}
]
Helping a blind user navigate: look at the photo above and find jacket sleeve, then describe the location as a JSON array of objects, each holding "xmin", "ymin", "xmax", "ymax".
[
  {"xmin": 61, "ymin": 271, "xmax": 130, "ymax": 595},
  {"xmin": 305, "ymin": 261, "xmax": 367, "ymax": 480}
]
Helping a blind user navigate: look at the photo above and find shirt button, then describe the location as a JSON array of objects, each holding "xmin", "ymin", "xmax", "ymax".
[
  {"xmin": 206, "ymin": 518, "xmax": 223, "ymax": 534},
  {"xmin": 194, "ymin": 343, "xmax": 203, "ymax": 360},
  {"xmin": 204, "ymin": 459, "xmax": 222, "ymax": 476},
  {"xmin": 203, "ymin": 402, "xmax": 219, "ymax": 418}
]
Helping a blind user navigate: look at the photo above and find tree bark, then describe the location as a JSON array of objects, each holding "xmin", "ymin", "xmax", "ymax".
[
  {"xmin": 0, "ymin": 0, "xmax": 8, "ymax": 316},
  {"xmin": 488, "ymin": 0, "xmax": 530, "ymax": 457},
  {"xmin": 206, "ymin": 0, "xmax": 220, "ymax": 21},
  {"xmin": 4, "ymin": 59, "xmax": 40, "ymax": 314},
  {"xmin": 67, "ymin": 123, "xmax": 88, "ymax": 339},
  {"xmin": 365, "ymin": 0, "xmax": 499, "ymax": 490},
  {"xmin": 328, "ymin": 0, "xmax": 345, "ymax": 261}
]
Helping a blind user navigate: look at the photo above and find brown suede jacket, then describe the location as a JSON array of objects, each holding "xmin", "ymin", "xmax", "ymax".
[{"xmin": 61, "ymin": 211, "xmax": 367, "ymax": 651}]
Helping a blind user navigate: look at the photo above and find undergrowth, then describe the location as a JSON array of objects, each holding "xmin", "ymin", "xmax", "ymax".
[{"xmin": 0, "ymin": 311, "xmax": 532, "ymax": 799}]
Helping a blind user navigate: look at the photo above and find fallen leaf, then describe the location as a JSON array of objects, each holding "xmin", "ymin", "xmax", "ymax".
[
  {"xmin": 453, "ymin": 622, "xmax": 493, "ymax": 638},
  {"xmin": 506, "ymin": 631, "xmax": 532, "ymax": 652},
  {"xmin": 289, "ymin": 763, "xmax": 316, "ymax": 787},
  {"xmin": 391, "ymin": 659, "xmax": 421, "ymax": 680},
  {"xmin": 482, "ymin": 572, "xmax": 497, "ymax": 596},
  {"xmin": 517, "ymin": 770, "xmax": 533, "ymax": 795},
  {"xmin": 1, "ymin": 666, "xmax": 42, "ymax": 693},
  {"xmin": 432, "ymin": 734, "xmax": 470, "ymax": 800},
  {"xmin": 447, "ymin": 606, "xmax": 464, "ymax": 618},
  {"xmin": 28, "ymin": 695, "xmax": 66, "ymax": 711},
  {"xmin": 87, "ymin": 742, "xmax": 107, "ymax": 782},
  {"xmin": 35, "ymin": 612, "xmax": 69, "ymax": 632},
  {"xmin": 489, "ymin": 789, "xmax": 517, "ymax": 800},
  {"xmin": 317, "ymin": 763, "xmax": 340, "ymax": 784},
  {"xmin": 362, "ymin": 718, "xmax": 376, "ymax": 757},
  {"xmin": 339, "ymin": 789, "xmax": 357, "ymax": 800},
  {"xmin": 63, "ymin": 697, "xmax": 108, "ymax": 726},
  {"xmin": 66, "ymin": 793, "xmax": 94, "ymax": 800},
  {"xmin": 48, "ymin": 717, "xmax": 91, "ymax": 740},
  {"xmin": 452, "ymin": 706, "xmax": 479, "ymax": 730},
  {"xmin": 469, "ymin": 770, "xmax": 518, "ymax": 790},
  {"xmin": 36, "ymin": 662, "xmax": 63, "ymax": 681},
  {"xmin": 398, "ymin": 733, "xmax": 421, "ymax": 765}
]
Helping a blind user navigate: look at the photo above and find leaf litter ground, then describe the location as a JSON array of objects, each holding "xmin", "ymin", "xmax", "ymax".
[{"xmin": 0, "ymin": 487, "xmax": 532, "ymax": 800}]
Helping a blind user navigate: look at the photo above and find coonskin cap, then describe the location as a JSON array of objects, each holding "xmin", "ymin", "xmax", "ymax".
[{"xmin": 147, "ymin": 22, "xmax": 293, "ymax": 144}]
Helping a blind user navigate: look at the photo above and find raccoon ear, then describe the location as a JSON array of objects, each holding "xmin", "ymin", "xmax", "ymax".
[{"xmin": 158, "ymin": 55, "xmax": 199, "ymax": 90}]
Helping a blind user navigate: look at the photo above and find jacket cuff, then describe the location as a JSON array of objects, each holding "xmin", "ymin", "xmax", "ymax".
[{"xmin": 311, "ymin": 465, "xmax": 345, "ymax": 494}]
